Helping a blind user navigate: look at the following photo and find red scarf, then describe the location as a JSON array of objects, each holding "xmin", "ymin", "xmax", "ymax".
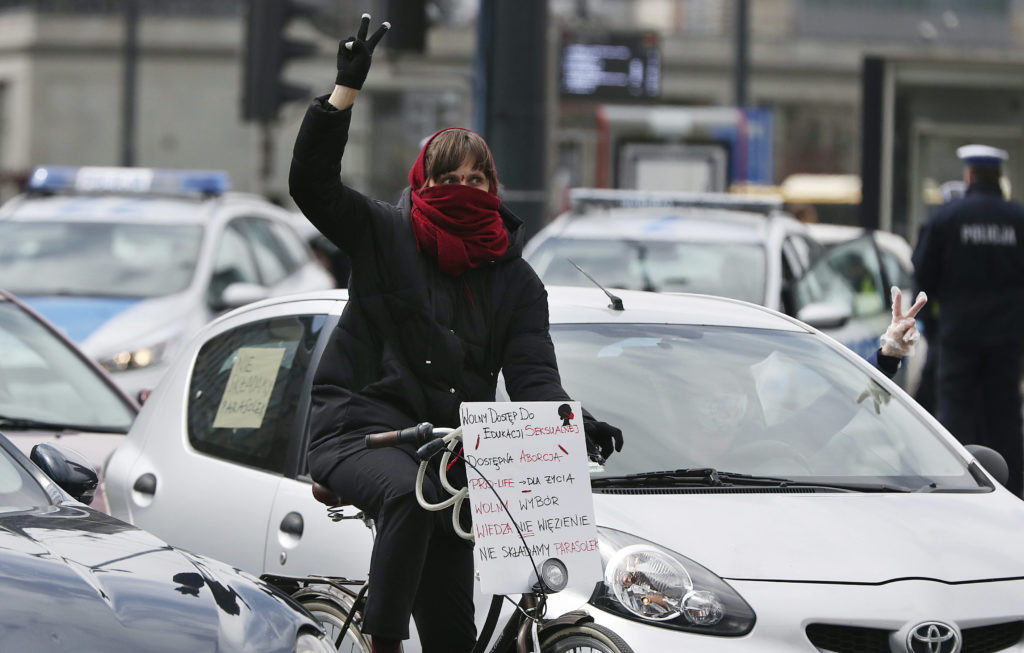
[{"xmin": 409, "ymin": 128, "xmax": 509, "ymax": 276}]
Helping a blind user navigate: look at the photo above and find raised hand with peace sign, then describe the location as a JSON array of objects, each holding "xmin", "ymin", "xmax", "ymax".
[
  {"xmin": 336, "ymin": 13, "xmax": 391, "ymax": 90},
  {"xmin": 880, "ymin": 286, "xmax": 927, "ymax": 358}
]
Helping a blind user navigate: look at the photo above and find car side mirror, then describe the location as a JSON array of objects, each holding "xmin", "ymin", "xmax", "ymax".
[
  {"xmin": 965, "ymin": 444, "xmax": 1009, "ymax": 487},
  {"xmin": 30, "ymin": 443, "xmax": 98, "ymax": 504},
  {"xmin": 217, "ymin": 282, "xmax": 269, "ymax": 311},
  {"xmin": 796, "ymin": 302, "xmax": 851, "ymax": 330}
]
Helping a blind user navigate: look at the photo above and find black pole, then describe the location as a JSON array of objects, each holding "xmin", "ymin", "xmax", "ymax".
[
  {"xmin": 472, "ymin": 0, "xmax": 493, "ymax": 138},
  {"xmin": 121, "ymin": 0, "xmax": 139, "ymax": 167},
  {"xmin": 260, "ymin": 121, "xmax": 274, "ymax": 194},
  {"xmin": 474, "ymin": 0, "xmax": 549, "ymax": 240},
  {"xmin": 734, "ymin": 0, "xmax": 748, "ymax": 107},
  {"xmin": 860, "ymin": 56, "xmax": 884, "ymax": 230}
]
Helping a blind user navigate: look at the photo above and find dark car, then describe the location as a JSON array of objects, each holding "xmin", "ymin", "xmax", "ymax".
[{"xmin": 0, "ymin": 431, "xmax": 334, "ymax": 653}]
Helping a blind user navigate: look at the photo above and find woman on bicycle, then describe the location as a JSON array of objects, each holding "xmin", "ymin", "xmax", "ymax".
[{"xmin": 288, "ymin": 14, "xmax": 623, "ymax": 653}]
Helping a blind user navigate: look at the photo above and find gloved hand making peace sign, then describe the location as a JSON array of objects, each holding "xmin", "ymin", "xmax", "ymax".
[
  {"xmin": 880, "ymin": 286, "xmax": 927, "ymax": 358},
  {"xmin": 336, "ymin": 13, "xmax": 391, "ymax": 90}
]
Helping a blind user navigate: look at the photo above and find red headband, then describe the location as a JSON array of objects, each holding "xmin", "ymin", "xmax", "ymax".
[{"xmin": 408, "ymin": 127, "xmax": 499, "ymax": 195}]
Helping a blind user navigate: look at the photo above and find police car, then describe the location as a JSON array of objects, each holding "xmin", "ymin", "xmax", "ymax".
[
  {"xmin": 524, "ymin": 188, "xmax": 895, "ymax": 370},
  {"xmin": 0, "ymin": 166, "xmax": 334, "ymax": 400}
]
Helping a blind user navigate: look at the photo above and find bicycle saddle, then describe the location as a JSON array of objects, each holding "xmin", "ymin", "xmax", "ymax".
[{"xmin": 311, "ymin": 482, "xmax": 350, "ymax": 507}]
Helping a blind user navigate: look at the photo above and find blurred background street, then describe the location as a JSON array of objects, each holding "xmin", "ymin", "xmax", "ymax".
[{"xmin": 0, "ymin": 0, "xmax": 1021, "ymax": 243}]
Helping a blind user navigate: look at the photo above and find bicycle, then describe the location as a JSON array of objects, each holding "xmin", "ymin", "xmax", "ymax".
[{"xmin": 263, "ymin": 423, "xmax": 634, "ymax": 653}]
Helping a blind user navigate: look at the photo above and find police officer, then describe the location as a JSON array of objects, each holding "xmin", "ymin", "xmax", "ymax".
[{"xmin": 912, "ymin": 144, "xmax": 1024, "ymax": 497}]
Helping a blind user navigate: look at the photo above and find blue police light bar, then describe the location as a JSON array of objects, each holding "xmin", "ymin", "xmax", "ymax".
[
  {"xmin": 569, "ymin": 188, "xmax": 783, "ymax": 215},
  {"xmin": 28, "ymin": 166, "xmax": 230, "ymax": 196}
]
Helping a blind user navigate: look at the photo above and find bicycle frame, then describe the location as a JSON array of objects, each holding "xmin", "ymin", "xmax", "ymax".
[{"xmin": 266, "ymin": 423, "xmax": 631, "ymax": 653}]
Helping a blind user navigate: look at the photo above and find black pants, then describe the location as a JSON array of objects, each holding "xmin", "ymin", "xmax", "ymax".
[
  {"xmin": 323, "ymin": 446, "xmax": 476, "ymax": 652},
  {"xmin": 937, "ymin": 341, "xmax": 1024, "ymax": 497}
]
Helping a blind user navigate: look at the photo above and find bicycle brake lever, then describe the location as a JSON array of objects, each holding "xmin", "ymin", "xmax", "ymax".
[{"xmin": 416, "ymin": 437, "xmax": 448, "ymax": 461}]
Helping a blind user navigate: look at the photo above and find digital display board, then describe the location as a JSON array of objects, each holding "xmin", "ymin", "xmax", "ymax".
[{"xmin": 560, "ymin": 30, "xmax": 661, "ymax": 101}]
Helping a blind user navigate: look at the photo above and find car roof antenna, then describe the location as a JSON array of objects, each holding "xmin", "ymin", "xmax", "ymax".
[{"xmin": 568, "ymin": 259, "xmax": 624, "ymax": 311}]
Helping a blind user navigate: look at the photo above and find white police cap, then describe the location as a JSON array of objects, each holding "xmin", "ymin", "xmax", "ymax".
[{"xmin": 957, "ymin": 144, "xmax": 1008, "ymax": 167}]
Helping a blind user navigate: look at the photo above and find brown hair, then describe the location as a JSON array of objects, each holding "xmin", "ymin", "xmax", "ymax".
[{"xmin": 423, "ymin": 129, "xmax": 497, "ymax": 191}]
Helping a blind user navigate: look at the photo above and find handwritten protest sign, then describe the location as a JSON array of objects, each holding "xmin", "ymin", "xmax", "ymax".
[
  {"xmin": 460, "ymin": 401, "xmax": 601, "ymax": 595},
  {"xmin": 212, "ymin": 347, "xmax": 285, "ymax": 429}
]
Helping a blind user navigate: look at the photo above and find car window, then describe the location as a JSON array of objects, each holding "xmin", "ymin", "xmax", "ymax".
[
  {"xmin": 0, "ymin": 221, "xmax": 202, "ymax": 298},
  {"xmin": 245, "ymin": 217, "xmax": 298, "ymax": 285},
  {"xmin": 527, "ymin": 237, "xmax": 766, "ymax": 304},
  {"xmin": 530, "ymin": 323, "xmax": 977, "ymax": 491},
  {"xmin": 791, "ymin": 235, "xmax": 888, "ymax": 320},
  {"xmin": 209, "ymin": 221, "xmax": 262, "ymax": 305},
  {"xmin": 785, "ymin": 234, "xmax": 816, "ymax": 271},
  {"xmin": 823, "ymin": 236, "xmax": 887, "ymax": 319},
  {"xmin": 187, "ymin": 314, "xmax": 326, "ymax": 474},
  {"xmin": 0, "ymin": 302, "xmax": 135, "ymax": 430},
  {"xmin": 879, "ymin": 247, "xmax": 914, "ymax": 290},
  {"xmin": 789, "ymin": 253, "xmax": 849, "ymax": 313},
  {"xmin": 268, "ymin": 219, "xmax": 311, "ymax": 272},
  {"xmin": 780, "ymin": 239, "xmax": 800, "ymax": 285},
  {"xmin": 0, "ymin": 445, "xmax": 51, "ymax": 511}
]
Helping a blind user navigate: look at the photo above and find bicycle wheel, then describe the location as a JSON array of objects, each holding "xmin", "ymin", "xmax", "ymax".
[
  {"xmin": 299, "ymin": 597, "xmax": 371, "ymax": 653},
  {"xmin": 540, "ymin": 623, "xmax": 635, "ymax": 653}
]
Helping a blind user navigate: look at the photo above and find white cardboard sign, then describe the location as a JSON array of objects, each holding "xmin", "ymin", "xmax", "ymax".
[
  {"xmin": 212, "ymin": 347, "xmax": 285, "ymax": 429},
  {"xmin": 459, "ymin": 401, "xmax": 601, "ymax": 595}
]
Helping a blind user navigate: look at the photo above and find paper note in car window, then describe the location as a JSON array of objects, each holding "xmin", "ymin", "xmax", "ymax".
[{"xmin": 213, "ymin": 347, "xmax": 286, "ymax": 429}]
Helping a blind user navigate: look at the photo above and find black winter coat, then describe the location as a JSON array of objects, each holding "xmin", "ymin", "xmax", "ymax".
[
  {"xmin": 289, "ymin": 97, "xmax": 571, "ymax": 481},
  {"xmin": 912, "ymin": 180, "xmax": 1024, "ymax": 345}
]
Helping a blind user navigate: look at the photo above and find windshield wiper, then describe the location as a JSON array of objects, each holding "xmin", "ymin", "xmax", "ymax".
[
  {"xmin": 591, "ymin": 468, "xmax": 797, "ymax": 488},
  {"xmin": 0, "ymin": 414, "xmax": 118, "ymax": 434},
  {"xmin": 591, "ymin": 468, "xmax": 917, "ymax": 492}
]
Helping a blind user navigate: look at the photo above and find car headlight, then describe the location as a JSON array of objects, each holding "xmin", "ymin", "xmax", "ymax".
[
  {"xmin": 100, "ymin": 341, "xmax": 167, "ymax": 372},
  {"xmin": 294, "ymin": 630, "xmax": 334, "ymax": 653},
  {"xmin": 590, "ymin": 527, "xmax": 755, "ymax": 636}
]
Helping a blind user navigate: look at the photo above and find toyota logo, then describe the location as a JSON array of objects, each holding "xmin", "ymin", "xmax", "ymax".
[{"xmin": 907, "ymin": 622, "xmax": 960, "ymax": 653}]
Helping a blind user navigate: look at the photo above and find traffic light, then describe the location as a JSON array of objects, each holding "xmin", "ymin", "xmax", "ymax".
[
  {"xmin": 383, "ymin": 0, "xmax": 427, "ymax": 53},
  {"xmin": 242, "ymin": 0, "xmax": 321, "ymax": 122}
]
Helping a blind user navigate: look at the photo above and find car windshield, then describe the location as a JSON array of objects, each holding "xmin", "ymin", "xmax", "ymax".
[
  {"xmin": 527, "ymin": 237, "xmax": 766, "ymax": 304},
  {"xmin": 0, "ymin": 221, "xmax": 203, "ymax": 297},
  {"xmin": 542, "ymin": 323, "xmax": 978, "ymax": 492},
  {"xmin": 0, "ymin": 302, "xmax": 135, "ymax": 431},
  {"xmin": 0, "ymin": 443, "xmax": 51, "ymax": 512}
]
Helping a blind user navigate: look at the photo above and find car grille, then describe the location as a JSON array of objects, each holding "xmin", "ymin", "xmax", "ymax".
[{"xmin": 805, "ymin": 621, "xmax": 1024, "ymax": 652}]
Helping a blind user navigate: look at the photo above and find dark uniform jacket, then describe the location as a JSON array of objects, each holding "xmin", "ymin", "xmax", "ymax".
[
  {"xmin": 289, "ymin": 97, "xmax": 571, "ymax": 482},
  {"xmin": 911, "ymin": 180, "xmax": 1024, "ymax": 345}
]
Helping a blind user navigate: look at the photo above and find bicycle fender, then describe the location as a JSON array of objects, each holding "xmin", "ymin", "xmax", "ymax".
[{"xmin": 538, "ymin": 610, "xmax": 594, "ymax": 635}]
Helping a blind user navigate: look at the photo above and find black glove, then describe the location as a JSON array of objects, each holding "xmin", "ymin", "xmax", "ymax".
[
  {"xmin": 336, "ymin": 13, "xmax": 391, "ymax": 89},
  {"xmin": 584, "ymin": 420, "xmax": 623, "ymax": 461}
]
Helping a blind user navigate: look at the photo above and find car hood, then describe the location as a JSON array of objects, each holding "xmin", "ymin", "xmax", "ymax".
[
  {"xmin": 22, "ymin": 293, "xmax": 197, "ymax": 355},
  {"xmin": 594, "ymin": 490, "xmax": 1024, "ymax": 583},
  {"xmin": 22, "ymin": 295, "xmax": 146, "ymax": 343},
  {"xmin": 0, "ymin": 504, "xmax": 308, "ymax": 652}
]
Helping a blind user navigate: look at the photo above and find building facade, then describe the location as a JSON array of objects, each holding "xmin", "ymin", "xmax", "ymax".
[{"xmin": 0, "ymin": 0, "xmax": 1022, "ymax": 238}]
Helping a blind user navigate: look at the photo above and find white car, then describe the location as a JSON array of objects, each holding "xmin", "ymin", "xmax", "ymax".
[
  {"xmin": 106, "ymin": 286, "xmax": 1023, "ymax": 651},
  {"xmin": 0, "ymin": 166, "xmax": 335, "ymax": 400},
  {"xmin": 524, "ymin": 188, "xmax": 895, "ymax": 369}
]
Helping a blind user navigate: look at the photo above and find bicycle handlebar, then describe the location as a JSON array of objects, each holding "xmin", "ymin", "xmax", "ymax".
[{"xmin": 364, "ymin": 422, "xmax": 434, "ymax": 449}]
